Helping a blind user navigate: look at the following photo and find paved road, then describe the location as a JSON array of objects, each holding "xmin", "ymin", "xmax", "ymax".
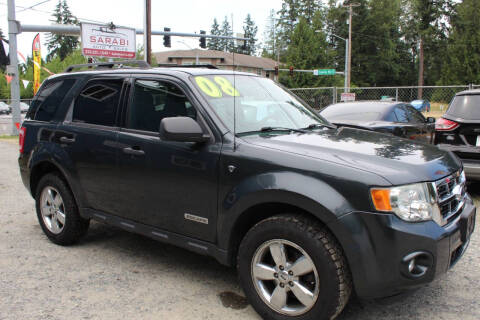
[{"xmin": 0, "ymin": 139, "xmax": 479, "ymax": 320}]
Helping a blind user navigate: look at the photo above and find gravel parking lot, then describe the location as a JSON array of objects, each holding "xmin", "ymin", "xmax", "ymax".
[{"xmin": 1, "ymin": 139, "xmax": 479, "ymax": 320}]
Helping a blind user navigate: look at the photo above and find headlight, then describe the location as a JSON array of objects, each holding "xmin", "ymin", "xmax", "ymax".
[{"xmin": 371, "ymin": 183, "xmax": 440, "ymax": 222}]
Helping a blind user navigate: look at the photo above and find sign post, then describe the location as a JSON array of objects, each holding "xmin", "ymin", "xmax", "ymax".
[{"xmin": 81, "ymin": 23, "xmax": 136, "ymax": 59}]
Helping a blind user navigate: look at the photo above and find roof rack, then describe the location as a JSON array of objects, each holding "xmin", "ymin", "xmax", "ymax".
[
  {"xmin": 156, "ymin": 64, "xmax": 218, "ymax": 69},
  {"xmin": 64, "ymin": 60, "xmax": 150, "ymax": 73}
]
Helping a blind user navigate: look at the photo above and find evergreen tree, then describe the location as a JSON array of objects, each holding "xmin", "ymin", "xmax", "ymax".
[
  {"xmin": 281, "ymin": 15, "xmax": 340, "ymax": 88},
  {"xmin": 403, "ymin": 0, "xmax": 450, "ymax": 91},
  {"xmin": 299, "ymin": 0, "xmax": 322, "ymax": 24},
  {"xmin": 219, "ymin": 16, "xmax": 233, "ymax": 52},
  {"xmin": 207, "ymin": 18, "xmax": 222, "ymax": 51},
  {"xmin": 46, "ymin": 0, "xmax": 79, "ymax": 61},
  {"xmin": 261, "ymin": 9, "xmax": 278, "ymax": 59},
  {"xmin": 276, "ymin": 0, "xmax": 302, "ymax": 61},
  {"xmin": 241, "ymin": 14, "xmax": 258, "ymax": 55},
  {"xmin": 441, "ymin": 0, "xmax": 480, "ymax": 84}
]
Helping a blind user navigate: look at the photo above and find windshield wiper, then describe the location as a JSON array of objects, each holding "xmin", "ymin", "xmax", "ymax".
[
  {"xmin": 303, "ymin": 123, "xmax": 336, "ymax": 130},
  {"xmin": 260, "ymin": 126, "xmax": 308, "ymax": 133}
]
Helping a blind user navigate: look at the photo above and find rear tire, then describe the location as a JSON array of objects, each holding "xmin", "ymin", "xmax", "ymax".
[
  {"xmin": 237, "ymin": 214, "xmax": 351, "ymax": 320},
  {"xmin": 35, "ymin": 173, "xmax": 89, "ymax": 245}
]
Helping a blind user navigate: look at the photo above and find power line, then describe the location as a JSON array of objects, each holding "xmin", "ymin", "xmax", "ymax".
[{"xmin": 16, "ymin": 0, "xmax": 52, "ymax": 13}]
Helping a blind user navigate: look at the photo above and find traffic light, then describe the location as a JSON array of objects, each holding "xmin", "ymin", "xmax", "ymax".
[
  {"xmin": 289, "ymin": 66, "xmax": 294, "ymax": 76},
  {"xmin": 274, "ymin": 66, "xmax": 278, "ymax": 76},
  {"xmin": 199, "ymin": 30, "xmax": 206, "ymax": 49},
  {"xmin": 163, "ymin": 27, "xmax": 171, "ymax": 47}
]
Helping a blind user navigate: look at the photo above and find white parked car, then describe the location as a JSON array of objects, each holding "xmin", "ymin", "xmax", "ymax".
[
  {"xmin": 19, "ymin": 102, "xmax": 30, "ymax": 113},
  {"xmin": 0, "ymin": 101, "xmax": 10, "ymax": 115}
]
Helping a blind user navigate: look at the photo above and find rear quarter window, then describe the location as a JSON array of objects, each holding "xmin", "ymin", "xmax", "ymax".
[
  {"xmin": 31, "ymin": 79, "xmax": 77, "ymax": 121},
  {"xmin": 447, "ymin": 95, "xmax": 480, "ymax": 120}
]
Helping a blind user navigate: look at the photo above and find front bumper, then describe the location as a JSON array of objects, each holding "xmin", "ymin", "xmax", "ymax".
[{"xmin": 328, "ymin": 196, "xmax": 476, "ymax": 299}]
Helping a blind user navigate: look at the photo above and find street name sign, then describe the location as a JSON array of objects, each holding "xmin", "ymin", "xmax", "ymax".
[
  {"xmin": 81, "ymin": 23, "xmax": 136, "ymax": 59},
  {"xmin": 314, "ymin": 69, "xmax": 336, "ymax": 76}
]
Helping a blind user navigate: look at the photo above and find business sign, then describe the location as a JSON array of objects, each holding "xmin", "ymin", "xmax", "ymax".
[
  {"xmin": 314, "ymin": 69, "xmax": 336, "ymax": 76},
  {"xmin": 341, "ymin": 92, "xmax": 356, "ymax": 102},
  {"xmin": 81, "ymin": 23, "xmax": 136, "ymax": 59}
]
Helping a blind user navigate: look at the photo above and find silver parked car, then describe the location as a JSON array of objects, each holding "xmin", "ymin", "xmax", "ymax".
[{"xmin": 0, "ymin": 101, "xmax": 10, "ymax": 115}]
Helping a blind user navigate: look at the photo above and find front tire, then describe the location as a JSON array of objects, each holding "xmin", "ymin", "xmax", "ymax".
[
  {"xmin": 35, "ymin": 173, "xmax": 89, "ymax": 245},
  {"xmin": 237, "ymin": 214, "xmax": 351, "ymax": 320}
]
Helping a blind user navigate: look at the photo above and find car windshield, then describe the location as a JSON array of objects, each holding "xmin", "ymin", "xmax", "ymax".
[
  {"xmin": 447, "ymin": 95, "xmax": 480, "ymax": 120},
  {"xmin": 191, "ymin": 74, "xmax": 331, "ymax": 134}
]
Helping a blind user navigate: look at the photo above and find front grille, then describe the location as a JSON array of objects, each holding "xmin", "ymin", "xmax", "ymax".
[{"xmin": 435, "ymin": 171, "xmax": 466, "ymax": 224}]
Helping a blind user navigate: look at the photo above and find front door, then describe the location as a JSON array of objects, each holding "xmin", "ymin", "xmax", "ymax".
[{"xmin": 113, "ymin": 77, "xmax": 221, "ymax": 242}]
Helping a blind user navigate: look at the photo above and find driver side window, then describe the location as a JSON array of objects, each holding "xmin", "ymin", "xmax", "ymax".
[{"xmin": 127, "ymin": 79, "xmax": 197, "ymax": 132}]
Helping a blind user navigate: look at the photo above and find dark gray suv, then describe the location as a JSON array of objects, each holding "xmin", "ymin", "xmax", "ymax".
[{"xmin": 19, "ymin": 63, "xmax": 475, "ymax": 320}]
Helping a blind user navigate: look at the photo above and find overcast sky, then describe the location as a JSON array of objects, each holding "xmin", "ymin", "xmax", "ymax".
[{"xmin": 1, "ymin": 0, "xmax": 283, "ymax": 60}]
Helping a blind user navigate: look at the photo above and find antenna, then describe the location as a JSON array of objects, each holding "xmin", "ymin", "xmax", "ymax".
[{"xmin": 232, "ymin": 13, "xmax": 237, "ymax": 151}]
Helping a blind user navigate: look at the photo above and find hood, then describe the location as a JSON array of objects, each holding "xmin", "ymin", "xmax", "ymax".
[{"xmin": 241, "ymin": 127, "xmax": 461, "ymax": 185}]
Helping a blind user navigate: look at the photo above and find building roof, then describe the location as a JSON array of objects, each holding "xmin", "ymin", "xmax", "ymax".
[{"xmin": 153, "ymin": 49, "xmax": 277, "ymax": 70}]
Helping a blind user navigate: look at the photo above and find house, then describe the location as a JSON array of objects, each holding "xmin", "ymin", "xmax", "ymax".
[{"xmin": 153, "ymin": 49, "xmax": 278, "ymax": 79}]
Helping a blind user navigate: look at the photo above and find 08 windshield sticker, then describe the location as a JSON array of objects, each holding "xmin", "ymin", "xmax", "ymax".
[{"xmin": 195, "ymin": 76, "xmax": 240, "ymax": 98}]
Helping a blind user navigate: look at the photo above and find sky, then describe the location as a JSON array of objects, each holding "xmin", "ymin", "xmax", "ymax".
[{"xmin": 0, "ymin": 0, "xmax": 283, "ymax": 60}]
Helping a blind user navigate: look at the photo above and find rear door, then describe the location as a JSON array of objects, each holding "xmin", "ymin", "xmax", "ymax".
[
  {"xmin": 113, "ymin": 76, "xmax": 221, "ymax": 242},
  {"xmin": 56, "ymin": 76, "xmax": 126, "ymax": 214}
]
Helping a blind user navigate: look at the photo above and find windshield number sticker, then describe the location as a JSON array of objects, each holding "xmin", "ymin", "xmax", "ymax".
[
  {"xmin": 196, "ymin": 76, "xmax": 240, "ymax": 97},
  {"xmin": 195, "ymin": 77, "xmax": 222, "ymax": 98},
  {"xmin": 213, "ymin": 76, "xmax": 240, "ymax": 97}
]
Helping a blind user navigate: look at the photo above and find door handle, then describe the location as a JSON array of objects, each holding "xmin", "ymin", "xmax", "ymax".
[
  {"xmin": 59, "ymin": 136, "xmax": 75, "ymax": 144},
  {"xmin": 123, "ymin": 146, "xmax": 145, "ymax": 156}
]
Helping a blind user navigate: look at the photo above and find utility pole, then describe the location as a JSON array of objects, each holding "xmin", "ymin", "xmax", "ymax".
[
  {"xmin": 144, "ymin": 0, "xmax": 151, "ymax": 64},
  {"xmin": 418, "ymin": 38, "xmax": 424, "ymax": 99},
  {"xmin": 7, "ymin": 0, "xmax": 21, "ymax": 135},
  {"xmin": 344, "ymin": 1, "xmax": 359, "ymax": 93}
]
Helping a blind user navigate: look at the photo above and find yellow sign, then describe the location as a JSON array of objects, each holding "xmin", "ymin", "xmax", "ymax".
[
  {"xmin": 32, "ymin": 33, "xmax": 41, "ymax": 95},
  {"xmin": 195, "ymin": 76, "xmax": 240, "ymax": 97}
]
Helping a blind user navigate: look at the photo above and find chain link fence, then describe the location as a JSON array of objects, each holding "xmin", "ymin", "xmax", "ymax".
[{"xmin": 290, "ymin": 85, "xmax": 476, "ymax": 110}]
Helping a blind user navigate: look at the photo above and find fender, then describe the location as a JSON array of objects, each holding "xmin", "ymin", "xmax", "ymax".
[
  {"xmin": 216, "ymin": 171, "xmax": 355, "ymax": 251},
  {"xmin": 28, "ymin": 141, "xmax": 88, "ymax": 215}
]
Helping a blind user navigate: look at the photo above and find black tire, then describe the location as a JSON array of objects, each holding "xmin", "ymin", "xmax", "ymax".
[
  {"xmin": 35, "ymin": 173, "xmax": 89, "ymax": 245},
  {"xmin": 237, "ymin": 214, "xmax": 352, "ymax": 320}
]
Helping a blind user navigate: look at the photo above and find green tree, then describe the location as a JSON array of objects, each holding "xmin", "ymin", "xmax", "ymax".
[
  {"xmin": 440, "ymin": 0, "xmax": 480, "ymax": 84},
  {"xmin": 46, "ymin": 0, "xmax": 79, "ymax": 61},
  {"xmin": 403, "ymin": 0, "xmax": 450, "ymax": 91},
  {"xmin": 207, "ymin": 18, "xmax": 222, "ymax": 51},
  {"xmin": 219, "ymin": 16, "xmax": 233, "ymax": 52},
  {"xmin": 280, "ymin": 15, "xmax": 342, "ymax": 88},
  {"xmin": 276, "ymin": 0, "xmax": 302, "ymax": 61},
  {"xmin": 241, "ymin": 14, "xmax": 258, "ymax": 55},
  {"xmin": 261, "ymin": 9, "xmax": 278, "ymax": 59}
]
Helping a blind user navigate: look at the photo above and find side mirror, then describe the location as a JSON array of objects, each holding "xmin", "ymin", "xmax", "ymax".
[
  {"xmin": 426, "ymin": 117, "xmax": 436, "ymax": 123},
  {"xmin": 159, "ymin": 117, "xmax": 210, "ymax": 143}
]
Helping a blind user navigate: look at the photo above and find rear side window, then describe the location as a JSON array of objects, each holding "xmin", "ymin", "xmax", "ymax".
[
  {"xmin": 447, "ymin": 95, "xmax": 480, "ymax": 120},
  {"xmin": 32, "ymin": 79, "xmax": 76, "ymax": 121},
  {"xmin": 73, "ymin": 79, "xmax": 123, "ymax": 126},
  {"xmin": 393, "ymin": 106, "xmax": 409, "ymax": 123}
]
